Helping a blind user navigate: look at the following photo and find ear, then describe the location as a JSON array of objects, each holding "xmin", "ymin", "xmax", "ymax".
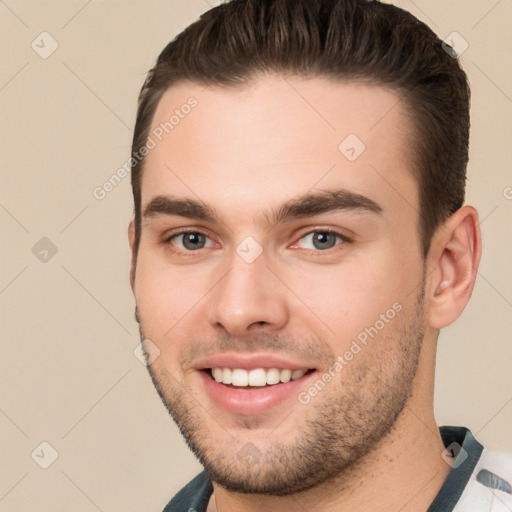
[
  {"xmin": 128, "ymin": 220, "xmax": 136, "ymax": 292},
  {"xmin": 426, "ymin": 205, "xmax": 482, "ymax": 329}
]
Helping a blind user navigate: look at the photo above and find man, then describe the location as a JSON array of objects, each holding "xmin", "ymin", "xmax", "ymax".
[{"xmin": 128, "ymin": 0, "xmax": 512, "ymax": 510}]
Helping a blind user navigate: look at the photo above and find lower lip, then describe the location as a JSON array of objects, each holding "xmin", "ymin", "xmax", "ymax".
[{"xmin": 199, "ymin": 370, "xmax": 317, "ymax": 415}]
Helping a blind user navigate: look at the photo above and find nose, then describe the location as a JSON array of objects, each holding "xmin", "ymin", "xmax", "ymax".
[{"xmin": 206, "ymin": 249, "xmax": 289, "ymax": 336}]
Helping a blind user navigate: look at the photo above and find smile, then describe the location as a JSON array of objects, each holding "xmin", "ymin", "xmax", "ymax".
[{"xmin": 198, "ymin": 365, "xmax": 317, "ymax": 415}]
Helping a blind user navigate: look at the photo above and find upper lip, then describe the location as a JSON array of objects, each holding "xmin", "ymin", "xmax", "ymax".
[{"xmin": 194, "ymin": 353, "xmax": 316, "ymax": 371}]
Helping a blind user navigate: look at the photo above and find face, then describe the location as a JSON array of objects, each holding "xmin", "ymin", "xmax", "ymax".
[{"xmin": 131, "ymin": 75, "xmax": 428, "ymax": 494}]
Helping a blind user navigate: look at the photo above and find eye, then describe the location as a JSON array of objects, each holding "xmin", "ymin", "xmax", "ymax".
[
  {"xmin": 296, "ymin": 230, "xmax": 349, "ymax": 251},
  {"xmin": 166, "ymin": 231, "xmax": 214, "ymax": 251}
]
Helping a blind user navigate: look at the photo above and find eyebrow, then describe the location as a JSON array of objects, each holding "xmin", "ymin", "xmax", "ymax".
[
  {"xmin": 143, "ymin": 196, "xmax": 219, "ymax": 222},
  {"xmin": 142, "ymin": 189, "xmax": 382, "ymax": 227},
  {"xmin": 268, "ymin": 189, "xmax": 382, "ymax": 224}
]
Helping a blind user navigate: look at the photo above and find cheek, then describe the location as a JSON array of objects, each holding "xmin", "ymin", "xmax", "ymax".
[
  {"xmin": 284, "ymin": 247, "xmax": 419, "ymax": 348},
  {"xmin": 134, "ymin": 249, "xmax": 207, "ymax": 341}
]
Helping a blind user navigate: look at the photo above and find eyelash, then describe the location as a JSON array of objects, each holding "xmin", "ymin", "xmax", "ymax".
[
  {"xmin": 163, "ymin": 229, "xmax": 216, "ymax": 258},
  {"xmin": 162, "ymin": 228, "xmax": 352, "ymax": 257},
  {"xmin": 292, "ymin": 229, "xmax": 352, "ymax": 255}
]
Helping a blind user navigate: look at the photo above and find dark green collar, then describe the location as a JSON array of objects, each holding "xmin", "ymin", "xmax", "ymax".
[{"xmin": 427, "ymin": 426, "xmax": 483, "ymax": 511}]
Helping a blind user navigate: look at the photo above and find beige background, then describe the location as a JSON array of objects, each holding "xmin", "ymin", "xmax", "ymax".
[{"xmin": 1, "ymin": 0, "xmax": 511, "ymax": 510}]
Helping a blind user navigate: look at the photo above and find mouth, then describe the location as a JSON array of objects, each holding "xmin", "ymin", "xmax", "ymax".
[{"xmin": 197, "ymin": 361, "xmax": 318, "ymax": 415}]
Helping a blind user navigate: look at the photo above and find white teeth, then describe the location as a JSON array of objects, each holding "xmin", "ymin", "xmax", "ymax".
[
  {"xmin": 291, "ymin": 369, "xmax": 307, "ymax": 380},
  {"xmin": 222, "ymin": 368, "xmax": 232, "ymax": 385},
  {"xmin": 248, "ymin": 368, "xmax": 267, "ymax": 386},
  {"xmin": 210, "ymin": 367, "xmax": 309, "ymax": 386},
  {"xmin": 231, "ymin": 368, "xmax": 249, "ymax": 386},
  {"xmin": 280, "ymin": 369, "xmax": 292, "ymax": 383},
  {"xmin": 266, "ymin": 368, "xmax": 281, "ymax": 385}
]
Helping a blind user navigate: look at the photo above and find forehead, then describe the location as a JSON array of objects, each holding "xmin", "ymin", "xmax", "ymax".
[{"xmin": 141, "ymin": 75, "xmax": 418, "ymax": 225}]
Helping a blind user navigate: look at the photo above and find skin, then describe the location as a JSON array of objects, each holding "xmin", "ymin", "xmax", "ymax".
[{"xmin": 129, "ymin": 75, "xmax": 481, "ymax": 511}]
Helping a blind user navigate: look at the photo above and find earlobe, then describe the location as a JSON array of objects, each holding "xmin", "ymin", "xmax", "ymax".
[{"xmin": 427, "ymin": 206, "xmax": 482, "ymax": 329}]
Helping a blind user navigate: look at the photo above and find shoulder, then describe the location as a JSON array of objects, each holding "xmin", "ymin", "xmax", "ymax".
[
  {"xmin": 162, "ymin": 471, "xmax": 213, "ymax": 512},
  {"xmin": 456, "ymin": 448, "xmax": 512, "ymax": 511}
]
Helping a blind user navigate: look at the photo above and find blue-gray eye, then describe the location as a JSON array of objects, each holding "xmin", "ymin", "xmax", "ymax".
[
  {"xmin": 299, "ymin": 231, "xmax": 344, "ymax": 250},
  {"xmin": 175, "ymin": 232, "xmax": 208, "ymax": 250}
]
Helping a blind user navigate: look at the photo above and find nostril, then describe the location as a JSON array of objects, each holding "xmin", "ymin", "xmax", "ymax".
[{"xmin": 250, "ymin": 321, "xmax": 268, "ymax": 328}]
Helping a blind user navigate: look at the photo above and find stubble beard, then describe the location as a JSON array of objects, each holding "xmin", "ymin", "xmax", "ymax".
[{"xmin": 139, "ymin": 284, "xmax": 426, "ymax": 496}]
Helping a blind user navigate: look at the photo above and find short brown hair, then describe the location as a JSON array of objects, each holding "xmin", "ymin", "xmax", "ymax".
[{"xmin": 131, "ymin": 0, "xmax": 470, "ymax": 259}]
